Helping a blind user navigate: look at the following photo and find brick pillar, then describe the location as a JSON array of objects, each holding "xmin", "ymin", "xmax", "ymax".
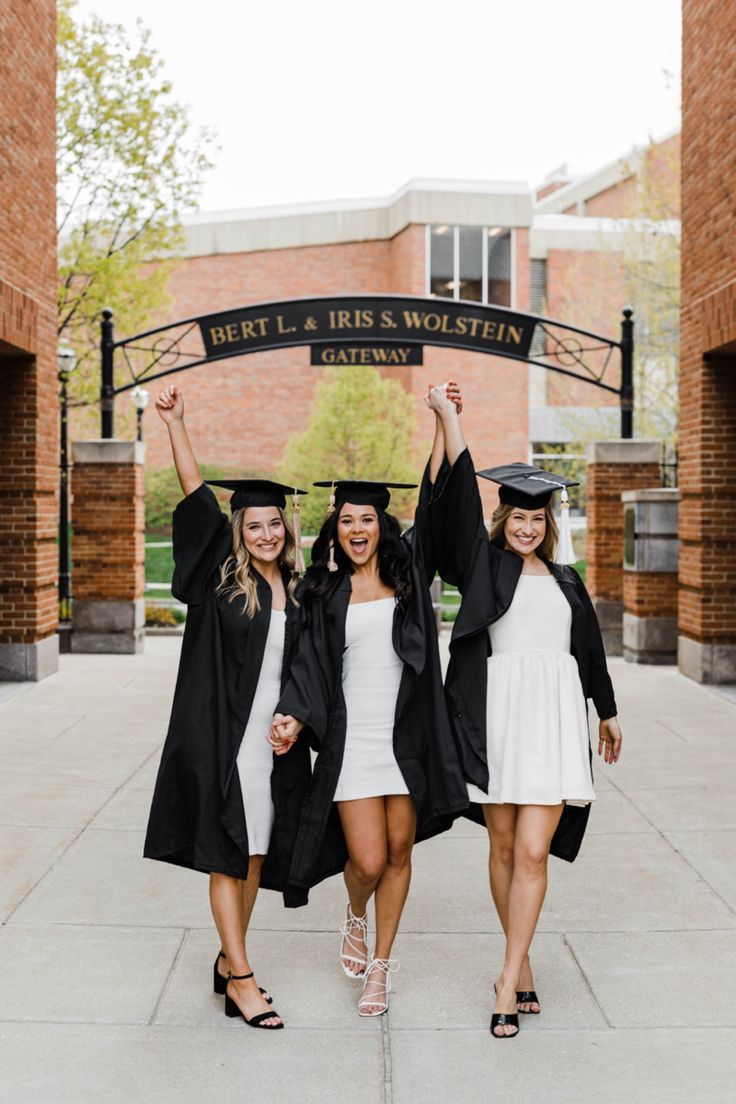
[
  {"xmin": 70, "ymin": 441, "xmax": 145, "ymax": 654},
  {"xmin": 677, "ymin": 0, "xmax": 736, "ymax": 683},
  {"xmin": 622, "ymin": 488, "xmax": 679, "ymax": 664},
  {"xmin": 585, "ymin": 441, "xmax": 662, "ymax": 654}
]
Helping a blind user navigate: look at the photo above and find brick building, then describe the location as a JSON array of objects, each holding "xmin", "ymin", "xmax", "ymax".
[
  {"xmin": 678, "ymin": 0, "xmax": 736, "ymax": 682},
  {"xmin": 0, "ymin": 1, "xmax": 58, "ymax": 680},
  {"xmin": 118, "ymin": 133, "xmax": 679, "ymax": 520}
]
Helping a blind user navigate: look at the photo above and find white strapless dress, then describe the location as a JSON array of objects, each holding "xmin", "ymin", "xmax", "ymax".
[
  {"xmin": 236, "ymin": 609, "xmax": 285, "ymax": 854},
  {"xmin": 466, "ymin": 575, "xmax": 595, "ymax": 807},
  {"xmin": 334, "ymin": 598, "xmax": 409, "ymax": 802}
]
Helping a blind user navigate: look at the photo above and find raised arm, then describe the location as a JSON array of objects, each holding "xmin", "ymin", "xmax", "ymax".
[
  {"xmin": 426, "ymin": 383, "xmax": 467, "ymax": 466},
  {"xmin": 155, "ymin": 385, "xmax": 202, "ymax": 496}
]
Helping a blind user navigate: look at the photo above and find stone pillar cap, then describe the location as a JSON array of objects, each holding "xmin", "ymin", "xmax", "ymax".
[
  {"xmin": 586, "ymin": 440, "xmax": 661, "ymax": 464},
  {"xmin": 621, "ymin": 487, "xmax": 680, "ymax": 503},
  {"xmin": 71, "ymin": 440, "xmax": 145, "ymax": 465}
]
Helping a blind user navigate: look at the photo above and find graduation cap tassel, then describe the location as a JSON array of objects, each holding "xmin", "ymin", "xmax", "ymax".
[
  {"xmin": 554, "ymin": 487, "xmax": 577, "ymax": 566},
  {"xmin": 291, "ymin": 490, "xmax": 305, "ymax": 574}
]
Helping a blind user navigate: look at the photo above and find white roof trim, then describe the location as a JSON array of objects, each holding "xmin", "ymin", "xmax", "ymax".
[{"xmin": 182, "ymin": 179, "xmax": 533, "ymax": 257}]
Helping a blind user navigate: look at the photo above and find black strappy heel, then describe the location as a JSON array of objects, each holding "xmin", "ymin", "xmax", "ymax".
[
  {"xmin": 214, "ymin": 952, "xmax": 272, "ymax": 1003},
  {"xmin": 225, "ymin": 972, "xmax": 283, "ymax": 1029},
  {"xmin": 517, "ymin": 989, "xmax": 540, "ymax": 1014}
]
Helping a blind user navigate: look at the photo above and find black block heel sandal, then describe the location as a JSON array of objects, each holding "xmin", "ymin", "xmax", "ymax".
[
  {"xmin": 214, "ymin": 953, "xmax": 272, "ymax": 1003},
  {"xmin": 517, "ymin": 989, "xmax": 540, "ymax": 1014},
  {"xmin": 225, "ymin": 973, "xmax": 283, "ymax": 1030}
]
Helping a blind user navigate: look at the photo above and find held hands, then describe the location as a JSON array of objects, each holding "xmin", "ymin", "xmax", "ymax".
[
  {"xmin": 425, "ymin": 380, "xmax": 462, "ymax": 416},
  {"xmin": 268, "ymin": 713, "xmax": 304, "ymax": 756},
  {"xmin": 598, "ymin": 716, "xmax": 622, "ymax": 764},
  {"xmin": 155, "ymin": 385, "xmax": 185, "ymax": 425}
]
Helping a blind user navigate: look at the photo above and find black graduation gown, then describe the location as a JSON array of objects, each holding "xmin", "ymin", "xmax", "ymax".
[
  {"xmin": 416, "ymin": 448, "xmax": 618, "ymax": 863},
  {"xmin": 275, "ymin": 529, "xmax": 469, "ymax": 892},
  {"xmin": 142, "ymin": 483, "xmax": 312, "ymax": 907}
]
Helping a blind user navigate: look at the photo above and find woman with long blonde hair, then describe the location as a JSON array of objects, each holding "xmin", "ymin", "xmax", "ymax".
[
  {"xmin": 420, "ymin": 382, "xmax": 623, "ymax": 1039},
  {"xmin": 144, "ymin": 385, "xmax": 311, "ymax": 1031}
]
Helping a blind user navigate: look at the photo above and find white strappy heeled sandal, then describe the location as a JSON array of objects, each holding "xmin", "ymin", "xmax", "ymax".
[
  {"xmin": 339, "ymin": 904, "xmax": 369, "ymax": 978},
  {"xmin": 357, "ymin": 957, "xmax": 399, "ymax": 1017}
]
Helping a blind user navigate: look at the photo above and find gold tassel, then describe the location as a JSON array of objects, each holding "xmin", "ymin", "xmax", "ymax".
[
  {"xmin": 291, "ymin": 489, "xmax": 305, "ymax": 574},
  {"xmin": 326, "ymin": 480, "xmax": 336, "ymax": 516}
]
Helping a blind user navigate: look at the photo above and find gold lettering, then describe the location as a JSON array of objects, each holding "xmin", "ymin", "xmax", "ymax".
[
  {"xmin": 240, "ymin": 320, "xmax": 257, "ymax": 339},
  {"xmin": 467, "ymin": 318, "xmax": 483, "ymax": 337},
  {"xmin": 508, "ymin": 325, "xmax": 523, "ymax": 345},
  {"xmin": 380, "ymin": 309, "xmax": 397, "ymax": 329},
  {"xmin": 497, "ymin": 322, "xmax": 506, "ymax": 341},
  {"xmin": 396, "ymin": 348, "xmax": 409, "ymax": 364},
  {"xmin": 276, "ymin": 315, "xmax": 297, "ymax": 335},
  {"xmin": 225, "ymin": 323, "xmax": 239, "ymax": 342},
  {"xmin": 423, "ymin": 314, "xmax": 441, "ymax": 332},
  {"xmin": 209, "ymin": 326, "xmax": 227, "ymax": 346},
  {"xmin": 454, "ymin": 316, "xmax": 468, "ymax": 336},
  {"xmin": 360, "ymin": 348, "xmax": 372, "ymax": 364},
  {"xmin": 322, "ymin": 349, "xmax": 335, "ymax": 364},
  {"xmin": 482, "ymin": 321, "xmax": 498, "ymax": 340},
  {"xmin": 440, "ymin": 314, "xmax": 456, "ymax": 334},
  {"xmin": 402, "ymin": 310, "xmax": 425, "ymax": 329},
  {"xmin": 359, "ymin": 309, "xmax": 374, "ymax": 328}
]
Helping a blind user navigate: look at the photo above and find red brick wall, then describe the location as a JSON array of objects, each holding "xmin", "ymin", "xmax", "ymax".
[
  {"xmin": 0, "ymin": 0, "xmax": 58, "ymax": 646},
  {"xmin": 72, "ymin": 462, "xmax": 145, "ymax": 601},
  {"xmin": 544, "ymin": 249, "xmax": 625, "ymax": 410},
  {"xmin": 679, "ymin": 0, "xmax": 736, "ymax": 648},
  {"xmin": 624, "ymin": 571, "xmax": 678, "ymax": 618},
  {"xmin": 586, "ymin": 460, "xmax": 661, "ymax": 601}
]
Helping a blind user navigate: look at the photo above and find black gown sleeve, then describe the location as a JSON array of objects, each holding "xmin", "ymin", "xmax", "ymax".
[
  {"xmin": 416, "ymin": 447, "xmax": 487, "ymax": 591},
  {"xmin": 275, "ymin": 601, "xmax": 334, "ymax": 750},
  {"xmin": 171, "ymin": 483, "xmax": 233, "ymax": 606},
  {"xmin": 570, "ymin": 568, "xmax": 618, "ymax": 721}
]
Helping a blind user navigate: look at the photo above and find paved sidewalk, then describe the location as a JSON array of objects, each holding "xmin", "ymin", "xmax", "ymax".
[{"xmin": 1, "ymin": 638, "xmax": 735, "ymax": 1103}]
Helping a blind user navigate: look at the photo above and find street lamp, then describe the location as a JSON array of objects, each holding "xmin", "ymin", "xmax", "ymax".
[
  {"xmin": 58, "ymin": 345, "xmax": 77, "ymax": 621},
  {"xmin": 129, "ymin": 386, "xmax": 149, "ymax": 442}
]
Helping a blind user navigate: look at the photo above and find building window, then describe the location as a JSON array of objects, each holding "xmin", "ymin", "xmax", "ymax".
[{"xmin": 427, "ymin": 225, "xmax": 512, "ymax": 306}]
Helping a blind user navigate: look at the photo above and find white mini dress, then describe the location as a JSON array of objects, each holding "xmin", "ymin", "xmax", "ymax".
[
  {"xmin": 466, "ymin": 574, "xmax": 595, "ymax": 807},
  {"xmin": 334, "ymin": 597, "xmax": 409, "ymax": 803},
  {"xmin": 236, "ymin": 608, "xmax": 285, "ymax": 854}
]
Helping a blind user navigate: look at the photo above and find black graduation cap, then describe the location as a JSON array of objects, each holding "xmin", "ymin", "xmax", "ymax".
[
  {"xmin": 312, "ymin": 479, "xmax": 417, "ymax": 513},
  {"xmin": 206, "ymin": 479, "xmax": 307, "ymax": 512},
  {"xmin": 476, "ymin": 462, "xmax": 579, "ymax": 510}
]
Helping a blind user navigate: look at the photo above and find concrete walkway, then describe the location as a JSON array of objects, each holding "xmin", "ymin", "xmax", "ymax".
[{"xmin": 1, "ymin": 638, "xmax": 735, "ymax": 1103}]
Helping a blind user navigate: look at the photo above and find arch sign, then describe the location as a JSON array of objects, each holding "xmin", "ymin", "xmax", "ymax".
[{"xmin": 100, "ymin": 295, "xmax": 633, "ymax": 438}]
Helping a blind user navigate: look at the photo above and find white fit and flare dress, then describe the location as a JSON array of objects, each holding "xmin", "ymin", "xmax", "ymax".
[
  {"xmin": 236, "ymin": 608, "xmax": 285, "ymax": 854},
  {"xmin": 466, "ymin": 574, "xmax": 595, "ymax": 808},
  {"xmin": 333, "ymin": 597, "xmax": 409, "ymax": 802}
]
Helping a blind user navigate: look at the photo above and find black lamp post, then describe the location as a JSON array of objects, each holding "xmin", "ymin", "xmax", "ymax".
[
  {"xmin": 129, "ymin": 386, "xmax": 149, "ymax": 441},
  {"xmin": 58, "ymin": 345, "xmax": 77, "ymax": 621}
]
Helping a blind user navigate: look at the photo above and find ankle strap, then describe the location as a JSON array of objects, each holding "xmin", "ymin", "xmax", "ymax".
[{"xmin": 228, "ymin": 971, "xmax": 254, "ymax": 981}]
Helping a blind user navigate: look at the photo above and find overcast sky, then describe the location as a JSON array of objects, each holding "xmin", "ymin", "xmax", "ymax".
[{"xmin": 74, "ymin": 0, "xmax": 681, "ymax": 213}]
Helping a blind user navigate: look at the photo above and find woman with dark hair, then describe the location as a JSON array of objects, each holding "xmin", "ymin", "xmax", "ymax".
[
  {"xmin": 420, "ymin": 383, "xmax": 622, "ymax": 1039},
  {"xmin": 270, "ymin": 479, "xmax": 468, "ymax": 1017},
  {"xmin": 143, "ymin": 385, "xmax": 312, "ymax": 1031}
]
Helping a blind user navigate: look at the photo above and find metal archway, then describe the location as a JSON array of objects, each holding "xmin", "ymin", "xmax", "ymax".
[{"xmin": 100, "ymin": 294, "xmax": 634, "ymax": 438}]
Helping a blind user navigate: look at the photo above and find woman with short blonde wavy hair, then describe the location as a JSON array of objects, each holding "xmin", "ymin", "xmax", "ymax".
[{"xmin": 144, "ymin": 384, "xmax": 313, "ymax": 1032}]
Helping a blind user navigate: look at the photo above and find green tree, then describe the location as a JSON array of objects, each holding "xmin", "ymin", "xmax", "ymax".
[
  {"xmin": 279, "ymin": 364, "xmax": 420, "ymax": 533},
  {"xmin": 57, "ymin": 0, "xmax": 215, "ymax": 405}
]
